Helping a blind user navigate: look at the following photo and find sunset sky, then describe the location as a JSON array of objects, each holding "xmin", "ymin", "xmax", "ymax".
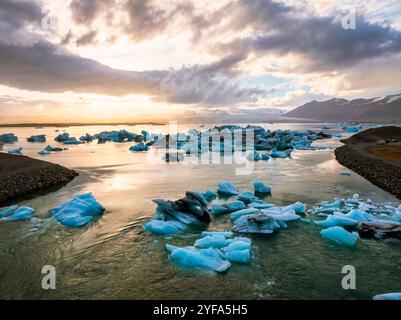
[{"xmin": 1, "ymin": 0, "xmax": 401, "ymax": 123}]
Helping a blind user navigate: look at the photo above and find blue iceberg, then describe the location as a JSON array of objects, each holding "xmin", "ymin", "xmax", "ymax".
[
  {"xmin": 320, "ymin": 226, "xmax": 359, "ymax": 246},
  {"xmin": 201, "ymin": 190, "xmax": 217, "ymax": 202},
  {"xmin": 246, "ymin": 151, "xmax": 261, "ymax": 161},
  {"xmin": 373, "ymin": 293, "xmax": 401, "ymax": 300},
  {"xmin": 44, "ymin": 145, "xmax": 63, "ymax": 152},
  {"xmin": 201, "ymin": 231, "xmax": 233, "ymax": 238},
  {"xmin": 232, "ymin": 212, "xmax": 281, "ymax": 234},
  {"xmin": 314, "ymin": 215, "xmax": 359, "ymax": 228},
  {"xmin": 165, "ymin": 244, "xmax": 231, "ymax": 273},
  {"xmin": 0, "ymin": 133, "xmax": 18, "ymax": 143},
  {"xmin": 194, "ymin": 235, "xmax": 231, "ymax": 249},
  {"xmin": 50, "ymin": 193, "xmax": 105, "ymax": 228},
  {"xmin": 0, "ymin": 205, "xmax": 35, "ymax": 221},
  {"xmin": 237, "ymin": 191, "xmax": 261, "ymax": 204},
  {"xmin": 270, "ymin": 148, "xmax": 292, "ymax": 158},
  {"xmin": 129, "ymin": 142, "xmax": 149, "ymax": 152},
  {"xmin": 230, "ymin": 207, "xmax": 259, "ymax": 221},
  {"xmin": 211, "ymin": 201, "xmax": 246, "ymax": 215},
  {"xmin": 79, "ymin": 133, "xmax": 95, "ymax": 142},
  {"xmin": 144, "ymin": 219, "xmax": 184, "ymax": 235},
  {"xmin": 8, "ymin": 147, "xmax": 23, "ymax": 155},
  {"xmin": 27, "ymin": 134, "xmax": 46, "ymax": 142},
  {"xmin": 253, "ymin": 181, "xmax": 271, "ymax": 195},
  {"xmin": 38, "ymin": 149, "xmax": 51, "ymax": 156},
  {"xmin": 217, "ymin": 181, "xmax": 239, "ymax": 196}
]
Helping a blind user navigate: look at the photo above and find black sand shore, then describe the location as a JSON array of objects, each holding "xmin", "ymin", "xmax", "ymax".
[
  {"xmin": 335, "ymin": 126, "xmax": 401, "ymax": 199},
  {"xmin": 0, "ymin": 153, "xmax": 78, "ymax": 204}
]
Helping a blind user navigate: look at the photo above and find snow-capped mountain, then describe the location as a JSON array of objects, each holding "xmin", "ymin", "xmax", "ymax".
[{"xmin": 284, "ymin": 93, "xmax": 401, "ymax": 121}]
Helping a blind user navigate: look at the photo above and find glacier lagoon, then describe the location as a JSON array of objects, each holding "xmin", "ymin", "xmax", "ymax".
[{"xmin": 0, "ymin": 123, "xmax": 400, "ymax": 299}]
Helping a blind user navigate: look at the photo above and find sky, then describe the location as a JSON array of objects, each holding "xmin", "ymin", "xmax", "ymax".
[{"xmin": 0, "ymin": 0, "xmax": 401, "ymax": 123}]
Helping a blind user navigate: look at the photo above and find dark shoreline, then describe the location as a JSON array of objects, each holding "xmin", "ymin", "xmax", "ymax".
[
  {"xmin": 335, "ymin": 126, "xmax": 401, "ymax": 200},
  {"xmin": 0, "ymin": 153, "xmax": 78, "ymax": 205}
]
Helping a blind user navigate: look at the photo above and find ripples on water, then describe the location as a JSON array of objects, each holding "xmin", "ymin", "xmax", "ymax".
[{"xmin": 0, "ymin": 123, "xmax": 400, "ymax": 299}]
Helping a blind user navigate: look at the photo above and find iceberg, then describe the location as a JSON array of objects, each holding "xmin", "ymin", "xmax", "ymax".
[
  {"xmin": 44, "ymin": 145, "xmax": 63, "ymax": 152},
  {"xmin": 79, "ymin": 133, "xmax": 95, "ymax": 142},
  {"xmin": 95, "ymin": 130, "xmax": 136, "ymax": 143},
  {"xmin": 230, "ymin": 207, "xmax": 259, "ymax": 221},
  {"xmin": 270, "ymin": 148, "xmax": 292, "ymax": 158},
  {"xmin": 129, "ymin": 142, "xmax": 149, "ymax": 152},
  {"xmin": 357, "ymin": 221, "xmax": 401, "ymax": 240},
  {"xmin": 201, "ymin": 190, "xmax": 217, "ymax": 202},
  {"xmin": 38, "ymin": 149, "xmax": 51, "ymax": 156},
  {"xmin": 152, "ymin": 191, "xmax": 211, "ymax": 225},
  {"xmin": 0, "ymin": 205, "xmax": 35, "ymax": 221},
  {"xmin": 194, "ymin": 235, "xmax": 231, "ymax": 249},
  {"xmin": 237, "ymin": 191, "xmax": 261, "ymax": 204},
  {"xmin": 246, "ymin": 151, "xmax": 261, "ymax": 161},
  {"xmin": 253, "ymin": 181, "xmax": 271, "ymax": 195},
  {"xmin": 232, "ymin": 212, "xmax": 281, "ymax": 234},
  {"xmin": 217, "ymin": 181, "xmax": 239, "ymax": 196},
  {"xmin": 27, "ymin": 134, "xmax": 46, "ymax": 142},
  {"xmin": 50, "ymin": 193, "xmax": 105, "ymax": 228},
  {"xmin": 55, "ymin": 132, "xmax": 71, "ymax": 142},
  {"xmin": 223, "ymin": 248, "xmax": 251, "ymax": 264},
  {"xmin": 320, "ymin": 226, "xmax": 359, "ymax": 246},
  {"xmin": 373, "ymin": 293, "xmax": 401, "ymax": 300},
  {"xmin": 165, "ymin": 244, "xmax": 231, "ymax": 272},
  {"xmin": 211, "ymin": 201, "xmax": 246, "ymax": 215},
  {"xmin": 201, "ymin": 231, "xmax": 233, "ymax": 238},
  {"xmin": 143, "ymin": 219, "xmax": 184, "ymax": 235},
  {"xmin": 8, "ymin": 147, "xmax": 23, "ymax": 155},
  {"xmin": 0, "ymin": 133, "xmax": 18, "ymax": 143},
  {"xmin": 282, "ymin": 201, "xmax": 306, "ymax": 214},
  {"xmin": 314, "ymin": 215, "xmax": 359, "ymax": 228},
  {"xmin": 261, "ymin": 153, "xmax": 270, "ymax": 160},
  {"xmin": 62, "ymin": 137, "xmax": 84, "ymax": 145},
  {"xmin": 247, "ymin": 202, "xmax": 274, "ymax": 209}
]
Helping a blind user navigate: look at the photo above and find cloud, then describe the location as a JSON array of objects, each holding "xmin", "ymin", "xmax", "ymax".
[{"xmin": 0, "ymin": 0, "xmax": 267, "ymax": 105}]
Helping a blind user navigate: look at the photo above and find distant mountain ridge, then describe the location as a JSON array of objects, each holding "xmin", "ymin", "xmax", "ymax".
[{"xmin": 285, "ymin": 93, "xmax": 401, "ymax": 121}]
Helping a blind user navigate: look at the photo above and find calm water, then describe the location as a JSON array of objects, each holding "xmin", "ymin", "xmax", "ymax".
[{"xmin": 0, "ymin": 123, "xmax": 400, "ymax": 300}]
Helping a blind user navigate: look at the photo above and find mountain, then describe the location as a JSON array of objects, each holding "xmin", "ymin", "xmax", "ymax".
[{"xmin": 284, "ymin": 93, "xmax": 401, "ymax": 121}]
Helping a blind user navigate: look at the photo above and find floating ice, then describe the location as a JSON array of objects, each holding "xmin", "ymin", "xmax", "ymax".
[
  {"xmin": 144, "ymin": 219, "xmax": 184, "ymax": 235},
  {"xmin": 27, "ymin": 134, "xmax": 46, "ymax": 142},
  {"xmin": 217, "ymin": 181, "xmax": 239, "ymax": 196},
  {"xmin": 55, "ymin": 132, "xmax": 71, "ymax": 142},
  {"xmin": 270, "ymin": 148, "xmax": 292, "ymax": 158},
  {"xmin": 314, "ymin": 215, "xmax": 359, "ymax": 228},
  {"xmin": 247, "ymin": 202, "xmax": 275, "ymax": 209},
  {"xmin": 345, "ymin": 126, "xmax": 360, "ymax": 133},
  {"xmin": 44, "ymin": 145, "xmax": 63, "ymax": 152},
  {"xmin": 0, "ymin": 133, "xmax": 18, "ymax": 143},
  {"xmin": 237, "ymin": 191, "xmax": 261, "ymax": 204},
  {"xmin": 261, "ymin": 153, "xmax": 270, "ymax": 160},
  {"xmin": 246, "ymin": 151, "xmax": 261, "ymax": 161},
  {"xmin": 211, "ymin": 201, "xmax": 246, "ymax": 215},
  {"xmin": 152, "ymin": 192, "xmax": 211, "ymax": 226},
  {"xmin": 373, "ymin": 293, "xmax": 401, "ymax": 300},
  {"xmin": 8, "ymin": 147, "xmax": 23, "ymax": 155},
  {"xmin": 194, "ymin": 235, "xmax": 231, "ymax": 249},
  {"xmin": 0, "ymin": 205, "xmax": 35, "ymax": 221},
  {"xmin": 232, "ymin": 212, "xmax": 281, "ymax": 234},
  {"xmin": 50, "ymin": 193, "xmax": 105, "ymax": 228},
  {"xmin": 63, "ymin": 137, "xmax": 84, "ymax": 145},
  {"xmin": 38, "ymin": 149, "xmax": 51, "ymax": 156},
  {"xmin": 165, "ymin": 244, "xmax": 231, "ymax": 272},
  {"xmin": 202, "ymin": 190, "xmax": 217, "ymax": 202},
  {"xmin": 129, "ymin": 142, "xmax": 149, "ymax": 152},
  {"xmin": 253, "ymin": 181, "xmax": 271, "ymax": 195},
  {"xmin": 320, "ymin": 226, "xmax": 359, "ymax": 246},
  {"xmin": 95, "ymin": 130, "xmax": 136, "ymax": 143},
  {"xmin": 79, "ymin": 133, "xmax": 95, "ymax": 142},
  {"xmin": 201, "ymin": 231, "xmax": 233, "ymax": 238},
  {"xmin": 230, "ymin": 207, "xmax": 259, "ymax": 221}
]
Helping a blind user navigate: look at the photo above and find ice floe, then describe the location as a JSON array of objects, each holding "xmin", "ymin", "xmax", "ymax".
[
  {"xmin": 253, "ymin": 181, "xmax": 271, "ymax": 195},
  {"xmin": 8, "ymin": 147, "xmax": 23, "ymax": 155},
  {"xmin": 217, "ymin": 181, "xmax": 239, "ymax": 196},
  {"xmin": 320, "ymin": 226, "xmax": 359, "ymax": 246},
  {"xmin": 0, "ymin": 133, "xmax": 18, "ymax": 143},
  {"xmin": 373, "ymin": 293, "xmax": 401, "ymax": 300},
  {"xmin": 129, "ymin": 142, "xmax": 149, "ymax": 152},
  {"xmin": 0, "ymin": 205, "xmax": 35, "ymax": 221},
  {"xmin": 27, "ymin": 134, "xmax": 46, "ymax": 142},
  {"xmin": 165, "ymin": 232, "xmax": 252, "ymax": 272},
  {"xmin": 50, "ymin": 193, "xmax": 105, "ymax": 228}
]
